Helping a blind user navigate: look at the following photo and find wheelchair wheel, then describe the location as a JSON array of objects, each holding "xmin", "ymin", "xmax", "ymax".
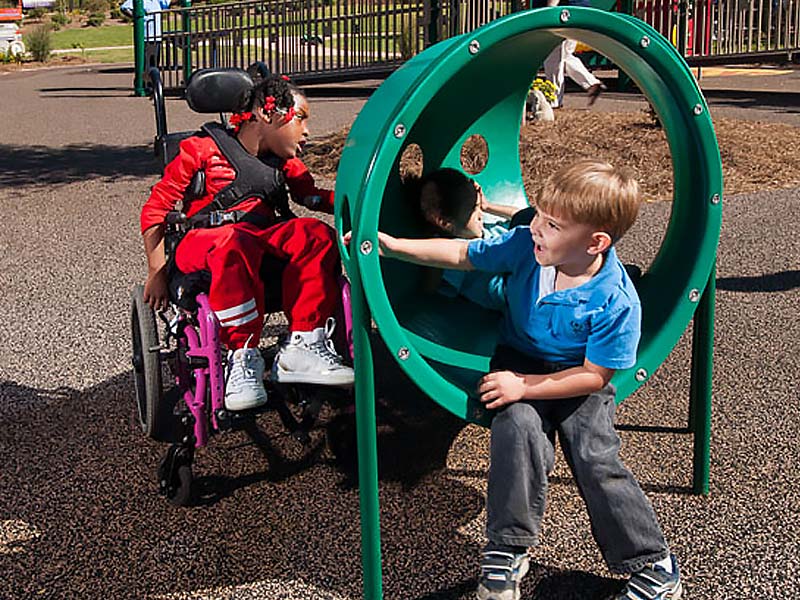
[
  {"xmin": 158, "ymin": 445, "xmax": 194, "ymax": 507},
  {"xmin": 131, "ymin": 285, "xmax": 172, "ymax": 441}
]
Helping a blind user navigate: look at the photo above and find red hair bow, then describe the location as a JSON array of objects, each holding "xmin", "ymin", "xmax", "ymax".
[{"xmin": 229, "ymin": 111, "xmax": 253, "ymax": 132}]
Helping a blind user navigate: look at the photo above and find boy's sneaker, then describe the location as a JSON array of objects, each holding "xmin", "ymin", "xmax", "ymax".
[
  {"xmin": 476, "ymin": 549, "xmax": 530, "ymax": 600},
  {"xmin": 224, "ymin": 346, "xmax": 268, "ymax": 411},
  {"xmin": 271, "ymin": 317, "xmax": 355, "ymax": 387},
  {"xmin": 614, "ymin": 555, "xmax": 682, "ymax": 600}
]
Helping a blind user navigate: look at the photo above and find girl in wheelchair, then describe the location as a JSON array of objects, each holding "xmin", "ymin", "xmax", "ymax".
[{"xmin": 140, "ymin": 68, "xmax": 354, "ymax": 413}]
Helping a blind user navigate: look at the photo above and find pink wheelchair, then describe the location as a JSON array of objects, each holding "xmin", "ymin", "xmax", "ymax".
[{"xmin": 130, "ymin": 65, "xmax": 354, "ymax": 506}]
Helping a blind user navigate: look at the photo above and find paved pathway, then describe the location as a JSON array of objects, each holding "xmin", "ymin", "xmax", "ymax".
[{"xmin": 0, "ymin": 63, "xmax": 798, "ymax": 599}]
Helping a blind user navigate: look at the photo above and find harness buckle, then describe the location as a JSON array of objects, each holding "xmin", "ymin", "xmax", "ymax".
[{"xmin": 208, "ymin": 210, "xmax": 237, "ymax": 226}]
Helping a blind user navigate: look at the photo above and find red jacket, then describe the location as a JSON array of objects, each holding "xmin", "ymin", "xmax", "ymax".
[{"xmin": 141, "ymin": 134, "xmax": 334, "ymax": 233}]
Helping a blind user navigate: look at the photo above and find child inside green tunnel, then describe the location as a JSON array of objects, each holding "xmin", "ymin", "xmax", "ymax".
[{"xmin": 404, "ymin": 167, "xmax": 534, "ymax": 311}]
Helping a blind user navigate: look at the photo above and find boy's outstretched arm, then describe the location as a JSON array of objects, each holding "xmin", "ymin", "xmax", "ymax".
[
  {"xmin": 378, "ymin": 232, "xmax": 474, "ymax": 270},
  {"xmin": 478, "ymin": 359, "xmax": 614, "ymax": 409}
]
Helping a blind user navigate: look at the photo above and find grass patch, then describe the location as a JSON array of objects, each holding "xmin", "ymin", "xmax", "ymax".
[
  {"xmin": 57, "ymin": 47, "xmax": 134, "ymax": 63},
  {"xmin": 50, "ymin": 24, "xmax": 132, "ymax": 50}
]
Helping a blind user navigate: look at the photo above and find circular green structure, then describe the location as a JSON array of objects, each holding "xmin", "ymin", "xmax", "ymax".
[
  {"xmin": 334, "ymin": 10, "xmax": 721, "ymax": 596},
  {"xmin": 337, "ymin": 8, "xmax": 721, "ymax": 418}
]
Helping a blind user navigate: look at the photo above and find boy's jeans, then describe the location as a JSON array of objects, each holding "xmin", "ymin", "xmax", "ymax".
[{"xmin": 485, "ymin": 346, "xmax": 669, "ymax": 574}]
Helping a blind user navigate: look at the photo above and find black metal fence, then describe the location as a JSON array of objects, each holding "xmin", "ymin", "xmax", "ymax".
[
  {"xmin": 141, "ymin": 0, "xmax": 799, "ymax": 94},
  {"xmin": 148, "ymin": 0, "xmax": 520, "ymax": 92}
]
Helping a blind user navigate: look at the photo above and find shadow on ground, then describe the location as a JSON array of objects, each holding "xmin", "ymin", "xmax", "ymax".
[
  {"xmin": 0, "ymin": 367, "xmax": 478, "ymax": 599},
  {"xmin": 0, "ymin": 143, "xmax": 159, "ymax": 187},
  {"xmin": 0, "ymin": 333, "xmax": 628, "ymax": 599},
  {"xmin": 702, "ymin": 88, "xmax": 800, "ymax": 114},
  {"xmin": 717, "ymin": 269, "xmax": 800, "ymax": 292}
]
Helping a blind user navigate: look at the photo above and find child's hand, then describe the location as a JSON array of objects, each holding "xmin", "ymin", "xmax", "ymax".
[
  {"xmin": 342, "ymin": 231, "xmax": 391, "ymax": 257},
  {"xmin": 144, "ymin": 268, "xmax": 170, "ymax": 311},
  {"xmin": 376, "ymin": 232, "xmax": 396, "ymax": 257},
  {"xmin": 474, "ymin": 181, "xmax": 489, "ymax": 211},
  {"xmin": 478, "ymin": 370, "xmax": 527, "ymax": 409}
]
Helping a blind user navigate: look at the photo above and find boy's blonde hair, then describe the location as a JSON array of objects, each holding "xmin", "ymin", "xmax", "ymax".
[{"xmin": 535, "ymin": 159, "xmax": 641, "ymax": 242}]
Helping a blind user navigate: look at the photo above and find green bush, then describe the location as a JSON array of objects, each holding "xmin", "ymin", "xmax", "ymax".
[
  {"xmin": 24, "ymin": 24, "xmax": 52, "ymax": 62},
  {"xmin": 82, "ymin": 0, "xmax": 109, "ymax": 13},
  {"xmin": 50, "ymin": 11, "xmax": 70, "ymax": 27},
  {"xmin": 108, "ymin": 5, "xmax": 122, "ymax": 19},
  {"xmin": 86, "ymin": 11, "xmax": 106, "ymax": 26},
  {"xmin": 27, "ymin": 7, "xmax": 47, "ymax": 20}
]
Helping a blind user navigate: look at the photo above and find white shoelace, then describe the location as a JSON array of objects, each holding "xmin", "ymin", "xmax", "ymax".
[
  {"xmin": 305, "ymin": 317, "xmax": 343, "ymax": 366},
  {"xmin": 230, "ymin": 335, "xmax": 258, "ymax": 384}
]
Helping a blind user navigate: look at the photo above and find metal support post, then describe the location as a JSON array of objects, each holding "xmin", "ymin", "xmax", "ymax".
[
  {"xmin": 133, "ymin": 0, "xmax": 146, "ymax": 96},
  {"xmin": 350, "ymin": 271, "xmax": 384, "ymax": 599},
  {"xmin": 689, "ymin": 262, "xmax": 715, "ymax": 495},
  {"xmin": 426, "ymin": 0, "xmax": 441, "ymax": 47},
  {"xmin": 677, "ymin": 0, "xmax": 689, "ymax": 57},
  {"xmin": 181, "ymin": 0, "xmax": 192, "ymax": 88}
]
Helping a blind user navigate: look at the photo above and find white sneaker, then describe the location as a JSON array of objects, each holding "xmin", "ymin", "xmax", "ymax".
[
  {"xmin": 271, "ymin": 317, "xmax": 355, "ymax": 387},
  {"xmin": 224, "ymin": 345, "xmax": 268, "ymax": 411}
]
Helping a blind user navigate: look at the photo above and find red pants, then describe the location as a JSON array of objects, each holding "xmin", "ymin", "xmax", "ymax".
[{"xmin": 175, "ymin": 218, "xmax": 340, "ymax": 349}]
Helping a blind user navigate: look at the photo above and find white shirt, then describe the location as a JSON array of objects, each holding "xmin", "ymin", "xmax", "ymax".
[{"xmin": 121, "ymin": 0, "xmax": 171, "ymax": 41}]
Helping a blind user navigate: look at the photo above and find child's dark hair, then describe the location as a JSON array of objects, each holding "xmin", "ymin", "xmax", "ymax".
[
  {"xmin": 245, "ymin": 65, "xmax": 303, "ymax": 113},
  {"xmin": 405, "ymin": 168, "xmax": 477, "ymax": 237}
]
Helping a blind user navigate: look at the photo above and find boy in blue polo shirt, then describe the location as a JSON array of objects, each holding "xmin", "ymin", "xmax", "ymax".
[{"xmin": 377, "ymin": 159, "xmax": 682, "ymax": 600}]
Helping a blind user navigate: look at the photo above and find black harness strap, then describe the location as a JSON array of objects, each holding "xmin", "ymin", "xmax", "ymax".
[{"xmin": 188, "ymin": 122, "xmax": 294, "ymax": 226}]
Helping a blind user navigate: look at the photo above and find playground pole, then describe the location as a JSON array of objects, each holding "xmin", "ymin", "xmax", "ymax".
[
  {"xmin": 426, "ymin": 0, "xmax": 441, "ymax": 47},
  {"xmin": 181, "ymin": 0, "xmax": 192, "ymax": 89},
  {"xmin": 690, "ymin": 262, "xmax": 715, "ymax": 495},
  {"xmin": 350, "ymin": 270, "xmax": 384, "ymax": 599},
  {"xmin": 133, "ymin": 0, "xmax": 146, "ymax": 97}
]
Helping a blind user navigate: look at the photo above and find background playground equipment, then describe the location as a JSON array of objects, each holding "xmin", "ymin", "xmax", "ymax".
[
  {"xmin": 131, "ymin": 0, "xmax": 800, "ymax": 96},
  {"xmin": 334, "ymin": 7, "xmax": 721, "ymax": 598}
]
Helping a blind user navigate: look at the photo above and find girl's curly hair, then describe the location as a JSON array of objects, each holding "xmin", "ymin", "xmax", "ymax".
[{"xmin": 245, "ymin": 66, "xmax": 303, "ymax": 113}]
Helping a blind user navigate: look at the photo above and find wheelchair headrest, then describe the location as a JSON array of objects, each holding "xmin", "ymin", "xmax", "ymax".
[{"xmin": 185, "ymin": 68, "xmax": 255, "ymax": 114}]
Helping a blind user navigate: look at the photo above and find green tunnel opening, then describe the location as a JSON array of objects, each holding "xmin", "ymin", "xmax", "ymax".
[{"xmin": 336, "ymin": 8, "xmax": 722, "ymax": 423}]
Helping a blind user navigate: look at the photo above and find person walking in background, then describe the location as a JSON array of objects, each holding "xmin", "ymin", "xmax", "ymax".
[
  {"xmin": 121, "ymin": 0, "xmax": 172, "ymax": 68},
  {"xmin": 531, "ymin": 0, "xmax": 607, "ymax": 108}
]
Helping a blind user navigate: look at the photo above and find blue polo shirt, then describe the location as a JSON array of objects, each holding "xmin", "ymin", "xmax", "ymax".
[{"xmin": 467, "ymin": 226, "xmax": 641, "ymax": 369}]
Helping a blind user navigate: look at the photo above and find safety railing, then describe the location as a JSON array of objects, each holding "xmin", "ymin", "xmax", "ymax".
[
  {"xmin": 133, "ymin": 0, "xmax": 799, "ymax": 95},
  {"xmin": 134, "ymin": 0, "xmax": 521, "ymax": 94},
  {"xmin": 633, "ymin": 0, "xmax": 800, "ymax": 65}
]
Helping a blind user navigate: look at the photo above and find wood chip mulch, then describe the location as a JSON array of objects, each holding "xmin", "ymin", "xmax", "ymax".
[{"xmin": 302, "ymin": 109, "xmax": 800, "ymax": 202}]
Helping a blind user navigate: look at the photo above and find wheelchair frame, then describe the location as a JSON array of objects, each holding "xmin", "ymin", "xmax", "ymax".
[{"xmin": 130, "ymin": 65, "xmax": 354, "ymax": 506}]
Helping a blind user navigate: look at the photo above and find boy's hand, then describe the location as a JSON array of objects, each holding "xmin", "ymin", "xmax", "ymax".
[
  {"xmin": 478, "ymin": 370, "xmax": 527, "ymax": 409},
  {"xmin": 144, "ymin": 267, "xmax": 169, "ymax": 311}
]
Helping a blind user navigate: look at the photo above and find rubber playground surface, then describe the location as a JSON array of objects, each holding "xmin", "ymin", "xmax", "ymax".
[{"xmin": 0, "ymin": 63, "xmax": 798, "ymax": 599}]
